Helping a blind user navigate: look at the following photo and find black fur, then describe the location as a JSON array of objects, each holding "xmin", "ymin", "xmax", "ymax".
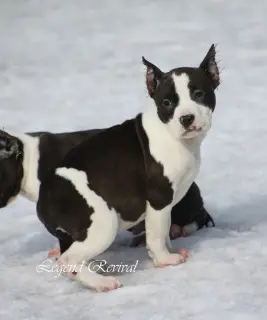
[
  {"xmin": 37, "ymin": 174, "xmax": 93, "ymax": 244},
  {"xmin": 34, "ymin": 129, "xmax": 102, "ymax": 181},
  {"xmin": 199, "ymin": 44, "xmax": 220, "ymax": 89},
  {"xmin": 0, "ymin": 144, "xmax": 24, "ymax": 207},
  {"xmin": 170, "ymin": 181, "xmax": 215, "ymax": 228}
]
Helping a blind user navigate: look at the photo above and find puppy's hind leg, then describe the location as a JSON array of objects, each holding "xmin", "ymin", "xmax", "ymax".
[
  {"xmin": 57, "ymin": 210, "xmax": 121, "ymax": 292},
  {"xmin": 47, "ymin": 230, "xmax": 112, "ymax": 274}
]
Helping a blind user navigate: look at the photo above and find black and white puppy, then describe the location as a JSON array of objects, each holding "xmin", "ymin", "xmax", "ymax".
[
  {"xmin": 36, "ymin": 45, "xmax": 220, "ymax": 292},
  {"xmin": 0, "ymin": 130, "xmax": 214, "ymax": 244}
]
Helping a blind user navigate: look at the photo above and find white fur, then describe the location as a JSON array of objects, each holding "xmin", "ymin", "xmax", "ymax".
[
  {"xmin": 56, "ymin": 226, "xmax": 69, "ymax": 234},
  {"xmin": 8, "ymin": 132, "xmax": 40, "ymax": 202},
  {"xmin": 145, "ymin": 202, "xmax": 184, "ymax": 266}
]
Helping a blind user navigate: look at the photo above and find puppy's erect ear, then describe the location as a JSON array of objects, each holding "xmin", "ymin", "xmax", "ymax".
[
  {"xmin": 0, "ymin": 131, "xmax": 19, "ymax": 160},
  {"xmin": 199, "ymin": 44, "xmax": 220, "ymax": 89},
  {"xmin": 142, "ymin": 57, "xmax": 164, "ymax": 98}
]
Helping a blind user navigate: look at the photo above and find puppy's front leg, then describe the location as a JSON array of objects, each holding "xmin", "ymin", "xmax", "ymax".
[
  {"xmin": 145, "ymin": 203, "xmax": 188, "ymax": 267},
  {"xmin": 165, "ymin": 213, "xmax": 173, "ymax": 253},
  {"xmin": 166, "ymin": 235, "xmax": 173, "ymax": 253}
]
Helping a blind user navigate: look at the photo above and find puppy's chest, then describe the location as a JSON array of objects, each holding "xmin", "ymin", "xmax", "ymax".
[{"xmin": 160, "ymin": 147, "xmax": 200, "ymax": 203}]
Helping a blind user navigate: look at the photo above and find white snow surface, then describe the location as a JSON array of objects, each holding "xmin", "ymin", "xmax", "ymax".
[{"xmin": 1, "ymin": 0, "xmax": 267, "ymax": 319}]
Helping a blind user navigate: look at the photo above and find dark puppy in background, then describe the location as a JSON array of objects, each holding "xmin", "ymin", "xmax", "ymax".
[{"xmin": 129, "ymin": 182, "xmax": 214, "ymax": 247}]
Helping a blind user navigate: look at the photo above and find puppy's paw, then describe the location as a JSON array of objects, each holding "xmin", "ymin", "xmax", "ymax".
[
  {"xmin": 177, "ymin": 248, "xmax": 190, "ymax": 260},
  {"xmin": 95, "ymin": 276, "xmax": 121, "ymax": 292},
  {"xmin": 154, "ymin": 250, "xmax": 189, "ymax": 268},
  {"xmin": 48, "ymin": 247, "xmax": 61, "ymax": 260}
]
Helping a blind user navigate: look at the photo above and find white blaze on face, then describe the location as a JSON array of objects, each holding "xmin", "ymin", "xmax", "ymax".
[{"xmin": 166, "ymin": 73, "xmax": 213, "ymax": 139}]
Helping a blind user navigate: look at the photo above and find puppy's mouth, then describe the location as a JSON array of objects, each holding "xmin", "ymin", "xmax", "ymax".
[
  {"xmin": 183, "ymin": 126, "xmax": 203, "ymax": 137},
  {"xmin": 187, "ymin": 126, "xmax": 202, "ymax": 133}
]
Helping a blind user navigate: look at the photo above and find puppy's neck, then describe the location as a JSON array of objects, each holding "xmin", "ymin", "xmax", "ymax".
[{"xmin": 14, "ymin": 133, "xmax": 40, "ymax": 202}]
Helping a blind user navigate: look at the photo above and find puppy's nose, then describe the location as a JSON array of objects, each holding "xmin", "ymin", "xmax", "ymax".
[{"xmin": 179, "ymin": 114, "xmax": 195, "ymax": 128}]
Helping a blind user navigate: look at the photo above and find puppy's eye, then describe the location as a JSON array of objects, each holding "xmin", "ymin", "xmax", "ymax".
[
  {"xmin": 162, "ymin": 99, "xmax": 172, "ymax": 108},
  {"xmin": 194, "ymin": 89, "xmax": 205, "ymax": 100}
]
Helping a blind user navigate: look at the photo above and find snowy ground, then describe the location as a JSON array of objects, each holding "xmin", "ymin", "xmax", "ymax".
[{"xmin": 1, "ymin": 0, "xmax": 267, "ymax": 319}]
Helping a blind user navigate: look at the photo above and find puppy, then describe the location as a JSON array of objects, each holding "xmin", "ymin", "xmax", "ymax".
[
  {"xmin": 36, "ymin": 45, "xmax": 220, "ymax": 292},
  {"xmin": 129, "ymin": 182, "xmax": 215, "ymax": 247},
  {"xmin": 0, "ymin": 137, "xmax": 214, "ymax": 251}
]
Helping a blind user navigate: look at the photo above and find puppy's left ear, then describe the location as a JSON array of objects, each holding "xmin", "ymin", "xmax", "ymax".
[
  {"xmin": 142, "ymin": 57, "xmax": 164, "ymax": 98},
  {"xmin": 199, "ymin": 44, "xmax": 220, "ymax": 89}
]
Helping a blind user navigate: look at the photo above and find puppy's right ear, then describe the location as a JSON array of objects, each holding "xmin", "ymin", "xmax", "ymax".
[
  {"xmin": 199, "ymin": 44, "xmax": 220, "ymax": 89},
  {"xmin": 142, "ymin": 57, "xmax": 163, "ymax": 98},
  {"xmin": 0, "ymin": 131, "xmax": 19, "ymax": 160}
]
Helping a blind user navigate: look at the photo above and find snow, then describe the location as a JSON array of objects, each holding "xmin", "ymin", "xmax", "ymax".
[{"xmin": 0, "ymin": 0, "xmax": 267, "ymax": 319}]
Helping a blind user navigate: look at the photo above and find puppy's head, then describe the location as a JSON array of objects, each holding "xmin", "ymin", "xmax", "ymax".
[
  {"xmin": 0, "ymin": 131, "xmax": 23, "ymax": 208},
  {"xmin": 143, "ymin": 44, "xmax": 220, "ymax": 139}
]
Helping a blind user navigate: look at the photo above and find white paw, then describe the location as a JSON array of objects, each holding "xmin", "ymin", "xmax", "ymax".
[
  {"xmin": 57, "ymin": 255, "xmax": 69, "ymax": 266},
  {"xmin": 48, "ymin": 247, "xmax": 61, "ymax": 260},
  {"xmin": 95, "ymin": 276, "xmax": 121, "ymax": 292},
  {"xmin": 154, "ymin": 253, "xmax": 186, "ymax": 267}
]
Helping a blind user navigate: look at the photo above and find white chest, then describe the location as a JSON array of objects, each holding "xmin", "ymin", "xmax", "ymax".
[
  {"xmin": 172, "ymin": 154, "xmax": 200, "ymax": 205},
  {"xmin": 162, "ymin": 142, "xmax": 201, "ymax": 206},
  {"xmin": 142, "ymin": 111, "xmax": 202, "ymax": 207}
]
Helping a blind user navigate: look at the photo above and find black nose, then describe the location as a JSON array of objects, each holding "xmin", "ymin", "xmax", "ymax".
[{"xmin": 179, "ymin": 114, "xmax": 195, "ymax": 128}]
